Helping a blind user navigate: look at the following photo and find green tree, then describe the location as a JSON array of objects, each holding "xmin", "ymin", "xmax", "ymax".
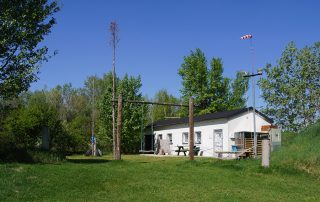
[
  {"xmin": 1, "ymin": 91, "xmax": 69, "ymax": 153},
  {"xmin": 178, "ymin": 49, "xmax": 248, "ymax": 115},
  {"xmin": 99, "ymin": 73, "xmax": 146, "ymax": 153},
  {"xmin": 47, "ymin": 83, "xmax": 92, "ymax": 153},
  {"xmin": 0, "ymin": 0, "xmax": 60, "ymax": 99},
  {"xmin": 178, "ymin": 48, "xmax": 208, "ymax": 114},
  {"xmin": 152, "ymin": 89, "xmax": 180, "ymax": 121},
  {"xmin": 205, "ymin": 58, "xmax": 230, "ymax": 113},
  {"xmin": 229, "ymin": 71, "xmax": 249, "ymax": 110},
  {"xmin": 259, "ymin": 42, "xmax": 320, "ymax": 131}
]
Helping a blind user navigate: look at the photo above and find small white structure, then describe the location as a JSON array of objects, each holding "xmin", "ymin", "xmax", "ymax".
[{"xmin": 144, "ymin": 107, "xmax": 280, "ymax": 158}]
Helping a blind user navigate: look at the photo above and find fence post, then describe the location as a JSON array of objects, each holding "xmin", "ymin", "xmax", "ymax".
[{"xmin": 262, "ymin": 137, "xmax": 270, "ymax": 168}]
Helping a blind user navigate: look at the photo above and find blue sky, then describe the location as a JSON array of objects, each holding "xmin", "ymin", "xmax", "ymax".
[{"xmin": 31, "ymin": 0, "xmax": 320, "ymax": 108}]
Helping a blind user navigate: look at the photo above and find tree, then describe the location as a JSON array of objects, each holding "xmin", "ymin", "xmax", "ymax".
[
  {"xmin": 178, "ymin": 48, "xmax": 248, "ymax": 115},
  {"xmin": 99, "ymin": 72, "xmax": 146, "ymax": 153},
  {"xmin": 47, "ymin": 84, "xmax": 92, "ymax": 153},
  {"xmin": 205, "ymin": 58, "xmax": 230, "ymax": 113},
  {"xmin": 178, "ymin": 48, "xmax": 208, "ymax": 114},
  {"xmin": 152, "ymin": 89, "xmax": 180, "ymax": 121},
  {"xmin": 0, "ymin": 0, "xmax": 60, "ymax": 99},
  {"xmin": 259, "ymin": 42, "xmax": 320, "ymax": 131},
  {"xmin": 1, "ymin": 90, "xmax": 69, "ymax": 153},
  {"xmin": 229, "ymin": 71, "xmax": 249, "ymax": 110}
]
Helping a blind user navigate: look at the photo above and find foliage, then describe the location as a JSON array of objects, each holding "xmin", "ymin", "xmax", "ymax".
[
  {"xmin": 99, "ymin": 73, "xmax": 147, "ymax": 153},
  {"xmin": 0, "ymin": 90, "xmax": 71, "ymax": 155},
  {"xmin": 229, "ymin": 71, "xmax": 249, "ymax": 110},
  {"xmin": 205, "ymin": 58, "xmax": 230, "ymax": 113},
  {"xmin": 178, "ymin": 48, "xmax": 249, "ymax": 115},
  {"xmin": 152, "ymin": 89, "xmax": 180, "ymax": 121},
  {"xmin": 0, "ymin": 0, "xmax": 60, "ymax": 99},
  {"xmin": 48, "ymin": 83, "xmax": 92, "ymax": 152},
  {"xmin": 178, "ymin": 48, "xmax": 208, "ymax": 114},
  {"xmin": 0, "ymin": 71, "xmax": 148, "ymax": 159},
  {"xmin": 259, "ymin": 42, "xmax": 320, "ymax": 131}
]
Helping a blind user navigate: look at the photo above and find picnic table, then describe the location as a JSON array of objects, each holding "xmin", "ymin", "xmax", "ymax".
[
  {"xmin": 175, "ymin": 146, "xmax": 200, "ymax": 156},
  {"xmin": 175, "ymin": 146, "xmax": 188, "ymax": 156}
]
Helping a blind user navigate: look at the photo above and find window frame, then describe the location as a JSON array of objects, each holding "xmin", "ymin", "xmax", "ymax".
[
  {"xmin": 182, "ymin": 132, "xmax": 189, "ymax": 144},
  {"xmin": 167, "ymin": 133, "xmax": 173, "ymax": 144},
  {"xmin": 195, "ymin": 131, "xmax": 201, "ymax": 144}
]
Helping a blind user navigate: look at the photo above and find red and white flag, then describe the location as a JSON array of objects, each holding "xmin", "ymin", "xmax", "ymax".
[{"xmin": 240, "ymin": 34, "xmax": 253, "ymax": 40}]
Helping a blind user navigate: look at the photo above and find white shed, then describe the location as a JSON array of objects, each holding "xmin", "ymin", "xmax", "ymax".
[{"xmin": 143, "ymin": 107, "xmax": 280, "ymax": 158}]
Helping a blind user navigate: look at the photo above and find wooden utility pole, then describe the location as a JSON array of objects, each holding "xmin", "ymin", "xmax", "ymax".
[
  {"xmin": 189, "ymin": 97, "xmax": 194, "ymax": 160},
  {"xmin": 116, "ymin": 94, "xmax": 122, "ymax": 160},
  {"xmin": 109, "ymin": 21, "xmax": 119, "ymax": 159},
  {"xmin": 91, "ymin": 77, "xmax": 96, "ymax": 156}
]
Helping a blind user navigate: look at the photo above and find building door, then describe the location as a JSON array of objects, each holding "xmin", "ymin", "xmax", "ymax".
[
  {"xmin": 214, "ymin": 129, "xmax": 223, "ymax": 157},
  {"xmin": 144, "ymin": 134, "xmax": 154, "ymax": 151}
]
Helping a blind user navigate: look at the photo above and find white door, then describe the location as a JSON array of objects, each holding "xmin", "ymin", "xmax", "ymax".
[{"xmin": 214, "ymin": 129, "xmax": 223, "ymax": 157}]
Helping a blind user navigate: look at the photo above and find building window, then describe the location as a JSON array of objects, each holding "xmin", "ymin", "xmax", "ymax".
[
  {"xmin": 167, "ymin": 133, "xmax": 173, "ymax": 144},
  {"xmin": 158, "ymin": 134, "xmax": 162, "ymax": 140},
  {"xmin": 195, "ymin": 131, "xmax": 201, "ymax": 144},
  {"xmin": 182, "ymin": 132, "xmax": 188, "ymax": 144}
]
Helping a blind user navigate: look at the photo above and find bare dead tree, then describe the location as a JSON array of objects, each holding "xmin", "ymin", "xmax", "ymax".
[{"xmin": 109, "ymin": 21, "xmax": 119, "ymax": 159}]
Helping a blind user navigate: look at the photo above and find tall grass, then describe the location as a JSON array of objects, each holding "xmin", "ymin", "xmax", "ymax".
[{"xmin": 272, "ymin": 121, "xmax": 320, "ymax": 177}]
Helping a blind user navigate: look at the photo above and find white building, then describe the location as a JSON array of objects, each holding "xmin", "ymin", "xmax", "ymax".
[{"xmin": 143, "ymin": 107, "xmax": 281, "ymax": 158}]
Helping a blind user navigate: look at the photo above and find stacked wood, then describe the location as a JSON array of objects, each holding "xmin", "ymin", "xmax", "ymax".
[{"xmin": 245, "ymin": 138, "xmax": 262, "ymax": 156}]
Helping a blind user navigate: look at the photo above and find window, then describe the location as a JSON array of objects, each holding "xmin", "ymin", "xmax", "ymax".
[
  {"xmin": 195, "ymin": 131, "xmax": 201, "ymax": 144},
  {"xmin": 167, "ymin": 133, "xmax": 173, "ymax": 144},
  {"xmin": 158, "ymin": 134, "xmax": 162, "ymax": 140},
  {"xmin": 182, "ymin": 132, "xmax": 188, "ymax": 144}
]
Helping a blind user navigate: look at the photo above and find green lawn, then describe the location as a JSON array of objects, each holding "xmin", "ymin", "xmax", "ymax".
[{"xmin": 0, "ymin": 155, "xmax": 319, "ymax": 201}]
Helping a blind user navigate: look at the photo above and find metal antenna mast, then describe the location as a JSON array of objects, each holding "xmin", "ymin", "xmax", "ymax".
[
  {"xmin": 241, "ymin": 34, "xmax": 262, "ymax": 158},
  {"xmin": 250, "ymin": 37, "xmax": 257, "ymax": 158}
]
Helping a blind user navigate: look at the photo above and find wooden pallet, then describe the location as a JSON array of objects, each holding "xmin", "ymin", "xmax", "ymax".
[{"xmin": 244, "ymin": 138, "xmax": 262, "ymax": 156}]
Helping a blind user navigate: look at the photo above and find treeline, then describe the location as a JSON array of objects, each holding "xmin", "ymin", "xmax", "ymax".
[
  {"xmin": 0, "ymin": 48, "xmax": 249, "ymax": 158},
  {"xmin": 2, "ymin": 41, "xmax": 319, "ymax": 160},
  {"xmin": 0, "ymin": 72, "xmax": 147, "ymax": 158}
]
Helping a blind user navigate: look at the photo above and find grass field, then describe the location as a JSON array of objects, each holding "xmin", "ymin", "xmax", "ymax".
[
  {"xmin": 1, "ymin": 122, "xmax": 320, "ymax": 201},
  {"xmin": 1, "ymin": 154, "xmax": 319, "ymax": 202}
]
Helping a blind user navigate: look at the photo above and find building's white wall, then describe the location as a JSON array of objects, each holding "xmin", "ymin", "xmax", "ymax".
[
  {"xmin": 153, "ymin": 111, "xmax": 272, "ymax": 158},
  {"xmin": 228, "ymin": 111, "xmax": 272, "ymax": 136},
  {"xmin": 154, "ymin": 118, "xmax": 229, "ymax": 157}
]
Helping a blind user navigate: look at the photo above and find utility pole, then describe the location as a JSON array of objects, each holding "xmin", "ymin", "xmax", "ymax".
[
  {"xmin": 91, "ymin": 77, "xmax": 96, "ymax": 156},
  {"xmin": 116, "ymin": 94, "xmax": 122, "ymax": 160},
  {"xmin": 109, "ymin": 21, "xmax": 119, "ymax": 160}
]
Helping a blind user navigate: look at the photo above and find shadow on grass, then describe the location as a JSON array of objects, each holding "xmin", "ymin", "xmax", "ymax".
[{"xmin": 66, "ymin": 158, "xmax": 110, "ymax": 164}]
